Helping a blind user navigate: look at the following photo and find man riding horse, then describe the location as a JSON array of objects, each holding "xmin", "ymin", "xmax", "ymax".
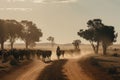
[{"xmin": 56, "ymin": 46, "xmax": 64, "ymax": 59}]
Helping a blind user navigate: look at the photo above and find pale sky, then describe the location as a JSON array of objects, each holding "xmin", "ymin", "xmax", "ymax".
[{"xmin": 0, "ymin": 0, "xmax": 120, "ymax": 44}]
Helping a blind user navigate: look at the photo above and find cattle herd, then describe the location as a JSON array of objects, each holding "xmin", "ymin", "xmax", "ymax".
[
  {"xmin": 0, "ymin": 49, "xmax": 66, "ymax": 64},
  {"xmin": 0, "ymin": 48, "xmax": 81, "ymax": 65}
]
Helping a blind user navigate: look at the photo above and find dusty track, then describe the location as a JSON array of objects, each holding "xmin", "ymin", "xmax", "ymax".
[
  {"xmin": 0, "ymin": 54, "xmax": 113, "ymax": 80},
  {"xmin": 64, "ymin": 59, "xmax": 93, "ymax": 80},
  {"xmin": 0, "ymin": 60, "xmax": 49, "ymax": 80}
]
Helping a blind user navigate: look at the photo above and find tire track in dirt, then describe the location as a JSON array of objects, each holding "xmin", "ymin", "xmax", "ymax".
[
  {"xmin": 16, "ymin": 60, "xmax": 49, "ymax": 80},
  {"xmin": 0, "ymin": 60, "xmax": 49, "ymax": 80},
  {"xmin": 36, "ymin": 59, "xmax": 68, "ymax": 80},
  {"xmin": 64, "ymin": 59, "xmax": 93, "ymax": 80}
]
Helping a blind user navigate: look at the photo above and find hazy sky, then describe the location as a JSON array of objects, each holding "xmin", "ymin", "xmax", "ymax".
[{"xmin": 0, "ymin": 0, "xmax": 120, "ymax": 44}]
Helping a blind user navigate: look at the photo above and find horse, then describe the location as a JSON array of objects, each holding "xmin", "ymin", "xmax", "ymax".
[{"xmin": 56, "ymin": 50, "xmax": 65, "ymax": 60}]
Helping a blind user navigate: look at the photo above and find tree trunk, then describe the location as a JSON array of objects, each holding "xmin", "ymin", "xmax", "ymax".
[
  {"xmin": 102, "ymin": 44, "xmax": 107, "ymax": 55},
  {"xmin": 75, "ymin": 45, "xmax": 77, "ymax": 50},
  {"xmin": 25, "ymin": 41, "xmax": 28, "ymax": 49},
  {"xmin": 96, "ymin": 41, "xmax": 100, "ymax": 54},
  {"xmin": 10, "ymin": 37, "xmax": 15, "ymax": 49},
  {"xmin": 90, "ymin": 41, "xmax": 96, "ymax": 54},
  {"xmin": 77, "ymin": 45, "xmax": 79, "ymax": 50},
  {"xmin": 10, "ymin": 42, "xmax": 14, "ymax": 49},
  {"xmin": 1, "ymin": 42, "xmax": 4, "ymax": 50},
  {"xmin": 90, "ymin": 41, "xmax": 100, "ymax": 54}
]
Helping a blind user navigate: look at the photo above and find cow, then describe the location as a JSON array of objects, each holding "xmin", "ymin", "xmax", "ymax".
[
  {"xmin": 0, "ymin": 50, "xmax": 3, "ymax": 57},
  {"xmin": 8, "ymin": 49, "xmax": 21, "ymax": 62},
  {"xmin": 41, "ymin": 50, "xmax": 52, "ymax": 62},
  {"xmin": 1, "ymin": 49, "xmax": 10, "ymax": 63},
  {"xmin": 36, "ymin": 50, "xmax": 42, "ymax": 59}
]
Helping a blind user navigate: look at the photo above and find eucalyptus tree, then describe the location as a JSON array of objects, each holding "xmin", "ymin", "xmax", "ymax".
[
  {"xmin": 6, "ymin": 20, "xmax": 23, "ymax": 49},
  {"xmin": 78, "ymin": 19, "xmax": 117, "ymax": 55},
  {"xmin": 0, "ymin": 19, "xmax": 8, "ymax": 49},
  {"xmin": 20, "ymin": 20, "xmax": 43, "ymax": 49},
  {"xmin": 97, "ymin": 25, "xmax": 117, "ymax": 55},
  {"xmin": 72, "ymin": 39, "xmax": 81, "ymax": 50}
]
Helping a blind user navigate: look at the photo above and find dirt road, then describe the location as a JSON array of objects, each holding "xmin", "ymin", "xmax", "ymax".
[
  {"xmin": 64, "ymin": 59, "xmax": 93, "ymax": 80},
  {"xmin": 0, "ymin": 55, "xmax": 113, "ymax": 80},
  {"xmin": 0, "ymin": 60, "xmax": 49, "ymax": 80}
]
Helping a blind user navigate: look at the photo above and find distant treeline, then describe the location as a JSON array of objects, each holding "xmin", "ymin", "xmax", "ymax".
[{"xmin": 0, "ymin": 19, "xmax": 43, "ymax": 49}]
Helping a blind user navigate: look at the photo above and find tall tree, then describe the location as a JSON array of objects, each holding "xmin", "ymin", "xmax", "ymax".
[
  {"xmin": 6, "ymin": 20, "xmax": 23, "ymax": 49},
  {"xmin": 97, "ymin": 26, "xmax": 117, "ymax": 55},
  {"xmin": 20, "ymin": 20, "xmax": 43, "ymax": 49},
  {"xmin": 72, "ymin": 39, "xmax": 81, "ymax": 50},
  {"xmin": 78, "ymin": 19, "xmax": 103, "ymax": 54},
  {"xmin": 78, "ymin": 19, "xmax": 117, "ymax": 55},
  {"xmin": 0, "ymin": 19, "xmax": 8, "ymax": 49}
]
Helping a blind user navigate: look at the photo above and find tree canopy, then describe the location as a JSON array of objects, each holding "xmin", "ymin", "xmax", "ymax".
[
  {"xmin": 47, "ymin": 36, "xmax": 54, "ymax": 47},
  {"xmin": 0, "ymin": 19, "xmax": 8, "ymax": 49},
  {"xmin": 0, "ymin": 19, "xmax": 43, "ymax": 49},
  {"xmin": 78, "ymin": 19, "xmax": 117, "ymax": 55},
  {"xmin": 72, "ymin": 39, "xmax": 81, "ymax": 50},
  {"xmin": 21, "ymin": 20, "xmax": 43, "ymax": 49},
  {"xmin": 6, "ymin": 20, "xmax": 23, "ymax": 49}
]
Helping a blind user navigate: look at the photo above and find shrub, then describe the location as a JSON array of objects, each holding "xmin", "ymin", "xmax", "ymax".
[
  {"xmin": 10, "ymin": 59, "xmax": 18, "ymax": 66},
  {"xmin": 112, "ymin": 53, "xmax": 119, "ymax": 57}
]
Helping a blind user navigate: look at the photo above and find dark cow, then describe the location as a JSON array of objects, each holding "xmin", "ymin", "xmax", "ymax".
[
  {"xmin": 18, "ymin": 49, "xmax": 26, "ymax": 60},
  {"xmin": 22, "ymin": 49, "xmax": 31, "ymax": 60},
  {"xmin": 1, "ymin": 49, "xmax": 10, "ymax": 63},
  {"xmin": 35, "ymin": 50, "xmax": 42, "ymax": 59},
  {"xmin": 8, "ymin": 49, "xmax": 21, "ymax": 62},
  {"xmin": 0, "ymin": 50, "xmax": 2, "ymax": 57},
  {"xmin": 41, "ymin": 50, "xmax": 52, "ymax": 62},
  {"xmin": 9, "ymin": 49, "xmax": 31, "ymax": 61},
  {"xmin": 30, "ymin": 50, "xmax": 36, "ymax": 59}
]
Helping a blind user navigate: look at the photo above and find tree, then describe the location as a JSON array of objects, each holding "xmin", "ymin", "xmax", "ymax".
[
  {"xmin": 78, "ymin": 19, "xmax": 103, "ymax": 54},
  {"xmin": 72, "ymin": 39, "xmax": 81, "ymax": 50},
  {"xmin": 6, "ymin": 20, "xmax": 23, "ymax": 49},
  {"xmin": 0, "ymin": 19, "xmax": 8, "ymax": 49},
  {"xmin": 78, "ymin": 19, "xmax": 117, "ymax": 55},
  {"xmin": 97, "ymin": 26, "xmax": 117, "ymax": 55},
  {"xmin": 20, "ymin": 20, "xmax": 43, "ymax": 49},
  {"xmin": 78, "ymin": 29, "xmax": 100, "ymax": 54},
  {"xmin": 47, "ymin": 36, "xmax": 54, "ymax": 47}
]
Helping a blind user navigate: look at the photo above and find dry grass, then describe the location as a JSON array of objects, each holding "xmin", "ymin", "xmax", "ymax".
[
  {"xmin": 91, "ymin": 55, "xmax": 120, "ymax": 80},
  {"xmin": 78, "ymin": 54, "xmax": 114, "ymax": 80}
]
